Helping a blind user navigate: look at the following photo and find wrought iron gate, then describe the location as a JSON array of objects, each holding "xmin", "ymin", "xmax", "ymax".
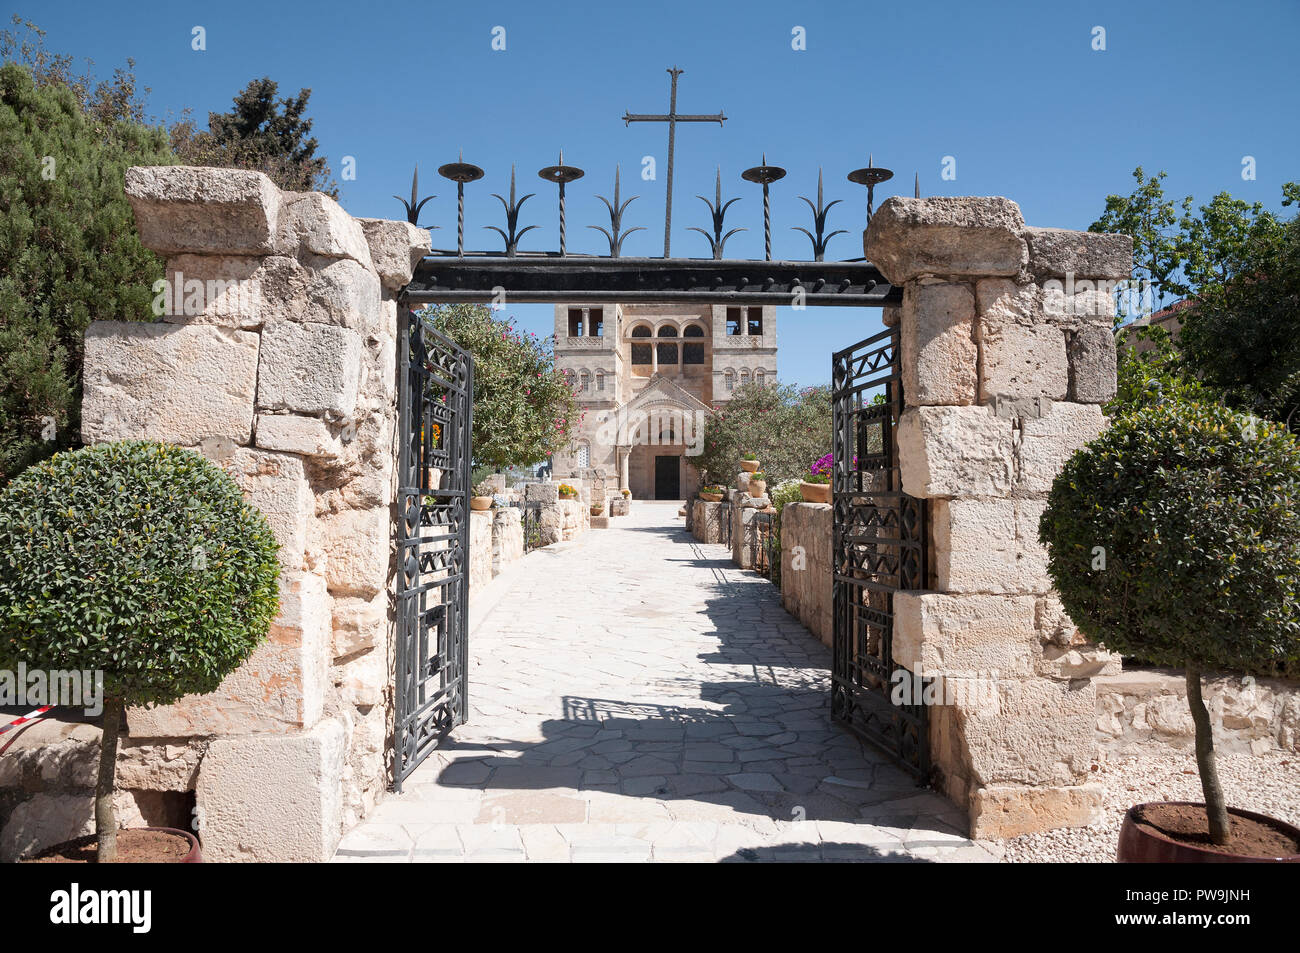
[
  {"xmin": 394, "ymin": 306, "xmax": 474, "ymax": 789},
  {"xmin": 830, "ymin": 328, "xmax": 929, "ymax": 777}
]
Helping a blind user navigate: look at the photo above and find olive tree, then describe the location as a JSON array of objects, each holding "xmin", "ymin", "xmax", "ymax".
[{"xmin": 1039, "ymin": 403, "xmax": 1300, "ymax": 844}]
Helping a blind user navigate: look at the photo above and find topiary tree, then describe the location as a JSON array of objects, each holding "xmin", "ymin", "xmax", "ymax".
[
  {"xmin": 0, "ymin": 441, "xmax": 280, "ymax": 861},
  {"xmin": 1039, "ymin": 402, "xmax": 1300, "ymax": 844}
]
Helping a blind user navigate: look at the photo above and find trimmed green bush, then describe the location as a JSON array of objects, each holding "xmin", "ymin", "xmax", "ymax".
[
  {"xmin": 1039, "ymin": 402, "xmax": 1300, "ymax": 844},
  {"xmin": 0, "ymin": 440, "xmax": 280, "ymax": 858}
]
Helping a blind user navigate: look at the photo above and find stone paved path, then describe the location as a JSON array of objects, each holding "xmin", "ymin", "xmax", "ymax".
[{"xmin": 333, "ymin": 502, "xmax": 1001, "ymax": 862}]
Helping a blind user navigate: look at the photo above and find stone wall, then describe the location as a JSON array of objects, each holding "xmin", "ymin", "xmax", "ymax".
[
  {"xmin": 779, "ymin": 502, "xmax": 832, "ymax": 647},
  {"xmin": 492, "ymin": 507, "xmax": 524, "ymax": 573},
  {"xmin": 866, "ymin": 196, "xmax": 1131, "ymax": 839},
  {"xmin": 55, "ymin": 165, "xmax": 431, "ymax": 861},
  {"xmin": 525, "ymin": 482, "xmax": 590, "ymax": 546},
  {"xmin": 690, "ymin": 499, "xmax": 727, "ymax": 544},
  {"xmin": 469, "ymin": 510, "xmax": 493, "ymax": 591},
  {"xmin": 1096, "ymin": 670, "xmax": 1300, "ymax": 757}
]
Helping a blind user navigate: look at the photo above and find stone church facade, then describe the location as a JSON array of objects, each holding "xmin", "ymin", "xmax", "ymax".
[{"xmin": 550, "ymin": 303, "xmax": 777, "ymax": 499}]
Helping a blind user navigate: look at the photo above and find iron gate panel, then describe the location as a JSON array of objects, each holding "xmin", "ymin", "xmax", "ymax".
[
  {"xmin": 394, "ymin": 306, "xmax": 474, "ymax": 789},
  {"xmin": 830, "ymin": 327, "xmax": 929, "ymax": 777}
]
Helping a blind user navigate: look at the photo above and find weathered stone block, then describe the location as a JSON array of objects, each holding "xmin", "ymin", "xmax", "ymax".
[
  {"xmin": 255, "ymin": 414, "xmax": 342, "ymax": 458},
  {"xmin": 276, "ymin": 192, "xmax": 373, "ymax": 268},
  {"xmin": 128, "ymin": 572, "xmax": 329, "ymax": 736},
  {"xmin": 931, "ymin": 498, "xmax": 1049, "ymax": 593},
  {"xmin": 159, "ymin": 255, "xmax": 264, "ymax": 327},
  {"xmin": 1015, "ymin": 402, "xmax": 1107, "ymax": 494},
  {"xmin": 336, "ymin": 647, "xmax": 386, "ymax": 708},
  {"xmin": 1024, "ymin": 226, "xmax": 1132, "ymax": 281},
  {"xmin": 492, "ymin": 507, "xmax": 524, "ymax": 572},
  {"xmin": 196, "ymin": 717, "xmax": 345, "ymax": 862},
  {"xmin": 780, "ymin": 502, "xmax": 833, "ymax": 646},
  {"xmin": 82, "ymin": 321, "xmax": 258, "ymax": 446},
  {"xmin": 977, "ymin": 319, "xmax": 1069, "ymax": 403},
  {"xmin": 526, "ymin": 481, "xmax": 560, "ymax": 503},
  {"xmin": 901, "ymin": 280, "xmax": 978, "ymax": 406},
  {"xmin": 969, "ymin": 783, "xmax": 1104, "ymax": 839},
  {"xmin": 962, "ymin": 677, "xmax": 1098, "ymax": 786},
  {"xmin": 332, "ymin": 593, "xmax": 387, "ymax": 659},
  {"xmin": 865, "ymin": 196, "xmax": 1027, "ymax": 285},
  {"xmin": 321, "ymin": 506, "xmax": 388, "ymax": 599},
  {"xmin": 225, "ymin": 448, "xmax": 313, "ymax": 571},
  {"xmin": 897, "ymin": 405, "xmax": 1014, "ymax": 498},
  {"xmin": 257, "ymin": 321, "xmax": 362, "ymax": 417},
  {"xmin": 125, "ymin": 166, "xmax": 280, "ymax": 255},
  {"xmin": 893, "ymin": 592, "xmax": 1040, "ymax": 677},
  {"xmin": 1067, "ymin": 324, "xmax": 1118, "ymax": 404},
  {"xmin": 356, "ymin": 218, "xmax": 431, "ymax": 290}
]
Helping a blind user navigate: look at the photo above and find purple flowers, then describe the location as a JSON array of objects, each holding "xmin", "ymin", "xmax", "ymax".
[{"xmin": 811, "ymin": 452, "xmax": 833, "ymax": 476}]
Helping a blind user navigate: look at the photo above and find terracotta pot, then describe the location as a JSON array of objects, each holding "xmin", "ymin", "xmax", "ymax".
[
  {"xmin": 470, "ymin": 496, "xmax": 493, "ymax": 511},
  {"xmin": 1117, "ymin": 802, "xmax": 1300, "ymax": 863},
  {"xmin": 748, "ymin": 480, "xmax": 766, "ymax": 497},
  {"xmin": 800, "ymin": 481, "xmax": 831, "ymax": 504},
  {"xmin": 699, "ymin": 492, "xmax": 723, "ymax": 502},
  {"xmin": 740, "ymin": 460, "xmax": 760, "ymax": 473}
]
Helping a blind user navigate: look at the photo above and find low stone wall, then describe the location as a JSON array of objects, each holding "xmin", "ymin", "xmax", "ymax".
[
  {"xmin": 492, "ymin": 507, "xmax": 524, "ymax": 572},
  {"xmin": 525, "ymin": 482, "xmax": 589, "ymax": 546},
  {"xmin": 780, "ymin": 502, "xmax": 832, "ymax": 647},
  {"xmin": 469, "ymin": 510, "xmax": 493, "ymax": 591},
  {"xmin": 1096, "ymin": 669, "xmax": 1300, "ymax": 756},
  {"xmin": 691, "ymin": 499, "xmax": 727, "ymax": 544}
]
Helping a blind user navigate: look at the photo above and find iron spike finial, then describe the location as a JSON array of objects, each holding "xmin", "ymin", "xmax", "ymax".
[
  {"xmin": 485, "ymin": 163, "xmax": 537, "ymax": 257},
  {"xmin": 438, "ymin": 154, "xmax": 485, "ymax": 258},
  {"xmin": 688, "ymin": 165, "xmax": 745, "ymax": 260},
  {"xmin": 588, "ymin": 164, "xmax": 645, "ymax": 257},
  {"xmin": 394, "ymin": 162, "xmax": 437, "ymax": 228},
  {"xmin": 792, "ymin": 166, "xmax": 846, "ymax": 262},
  {"xmin": 537, "ymin": 153, "xmax": 585, "ymax": 257}
]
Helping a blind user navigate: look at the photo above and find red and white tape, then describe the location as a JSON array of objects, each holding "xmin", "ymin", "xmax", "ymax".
[{"xmin": 0, "ymin": 706, "xmax": 52, "ymax": 737}]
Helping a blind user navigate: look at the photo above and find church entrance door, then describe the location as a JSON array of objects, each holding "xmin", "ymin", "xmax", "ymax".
[{"xmin": 654, "ymin": 454, "xmax": 680, "ymax": 499}]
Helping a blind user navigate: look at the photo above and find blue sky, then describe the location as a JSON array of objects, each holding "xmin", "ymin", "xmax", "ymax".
[{"xmin": 14, "ymin": 0, "xmax": 1299, "ymax": 385}]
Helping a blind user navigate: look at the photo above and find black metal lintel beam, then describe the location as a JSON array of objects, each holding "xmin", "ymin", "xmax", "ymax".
[{"xmin": 402, "ymin": 255, "xmax": 900, "ymax": 307}]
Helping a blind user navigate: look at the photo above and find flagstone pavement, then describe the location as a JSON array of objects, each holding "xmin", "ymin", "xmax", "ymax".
[{"xmin": 332, "ymin": 501, "xmax": 1003, "ymax": 863}]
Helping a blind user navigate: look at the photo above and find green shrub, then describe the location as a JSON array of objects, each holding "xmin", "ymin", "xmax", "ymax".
[
  {"xmin": 1039, "ymin": 402, "xmax": 1300, "ymax": 843},
  {"xmin": 0, "ymin": 440, "xmax": 280, "ymax": 858}
]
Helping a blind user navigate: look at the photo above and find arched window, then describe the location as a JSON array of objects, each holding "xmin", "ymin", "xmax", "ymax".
[
  {"xmin": 725, "ymin": 369, "xmax": 735, "ymax": 392},
  {"xmin": 576, "ymin": 443, "xmax": 590, "ymax": 468},
  {"xmin": 657, "ymin": 323, "xmax": 678, "ymax": 366},
  {"xmin": 756, "ymin": 369, "xmax": 765, "ymax": 386},
  {"xmin": 579, "ymin": 371, "xmax": 589, "ymax": 393},
  {"xmin": 596, "ymin": 370, "xmax": 605, "ymax": 391},
  {"xmin": 682, "ymin": 323, "xmax": 705, "ymax": 364},
  {"xmin": 740, "ymin": 369, "xmax": 751, "ymax": 386},
  {"xmin": 630, "ymin": 324, "xmax": 652, "ymax": 365}
]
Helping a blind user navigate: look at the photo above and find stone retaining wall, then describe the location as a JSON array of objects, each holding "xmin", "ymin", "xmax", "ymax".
[
  {"xmin": 525, "ymin": 481, "xmax": 590, "ymax": 546},
  {"xmin": 13, "ymin": 165, "xmax": 433, "ymax": 862},
  {"xmin": 1096, "ymin": 669, "xmax": 1300, "ymax": 757},
  {"xmin": 779, "ymin": 502, "xmax": 832, "ymax": 647},
  {"xmin": 690, "ymin": 500, "xmax": 727, "ymax": 544}
]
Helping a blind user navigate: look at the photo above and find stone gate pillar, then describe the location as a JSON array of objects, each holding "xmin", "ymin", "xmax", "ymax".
[
  {"xmin": 865, "ymin": 197, "xmax": 1131, "ymax": 838},
  {"xmin": 80, "ymin": 167, "xmax": 429, "ymax": 860}
]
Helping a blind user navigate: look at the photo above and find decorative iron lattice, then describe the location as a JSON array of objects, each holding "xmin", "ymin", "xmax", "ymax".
[
  {"xmin": 751, "ymin": 509, "xmax": 777, "ymax": 585},
  {"xmin": 830, "ymin": 327, "xmax": 930, "ymax": 778},
  {"xmin": 394, "ymin": 309, "xmax": 474, "ymax": 789}
]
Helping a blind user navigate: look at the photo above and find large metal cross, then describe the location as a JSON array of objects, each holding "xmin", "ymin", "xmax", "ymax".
[{"xmin": 623, "ymin": 67, "xmax": 726, "ymax": 257}]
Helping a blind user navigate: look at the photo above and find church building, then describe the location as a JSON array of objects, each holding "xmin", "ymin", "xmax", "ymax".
[{"xmin": 550, "ymin": 303, "xmax": 777, "ymax": 499}]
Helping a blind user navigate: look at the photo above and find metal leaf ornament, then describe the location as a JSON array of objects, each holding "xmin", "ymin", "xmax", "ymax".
[
  {"xmin": 393, "ymin": 165, "xmax": 437, "ymax": 229},
  {"xmin": 484, "ymin": 165, "xmax": 538, "ymax": 256},
  {"xmin": 688, "ymin": 166, "xmax": 746, "ymax": 260},
  {"xmin": 588, "ymin": 166, "xmax": 645, "ymax": 257},
  {"xmin": 791, "ymin": 168, "xmax": 847, "ymax": 261}
]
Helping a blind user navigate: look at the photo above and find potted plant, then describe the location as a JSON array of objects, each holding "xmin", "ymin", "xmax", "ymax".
[
  {"xmin": 699, "ymin": 484, "xmax": 725, "ymax": 502},
  {"xmin": 739, "ymin": 454, "xmax": 760, "ymax": 473},
  {"xmin": 558, "ymin": 483, "xmax": 579, "ymax": 500},
  {"xmin": 0, "ymin": 442, "xmax": 280, "ymax": 862},
  {"xmin": 590, "ymin": 500, "xmax": 605, "ymax": 516},
  {"xmin": 471, "ymin": 481, "xmax": 494, "ymax": 510},
  {"xmin": 621, "ymin": 488, "xmax": 631, "ymax": 498},
  {"xmin": 800, "ymin": 473, "xmax": 831, "ymax": 504},
  {"xmin": 1040, "ymin": 403, "xmax": 1300, "ymax": 862},
  {"xmin": 747, "ymin": 470, "xmax": 767, "ymax": 497}
]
